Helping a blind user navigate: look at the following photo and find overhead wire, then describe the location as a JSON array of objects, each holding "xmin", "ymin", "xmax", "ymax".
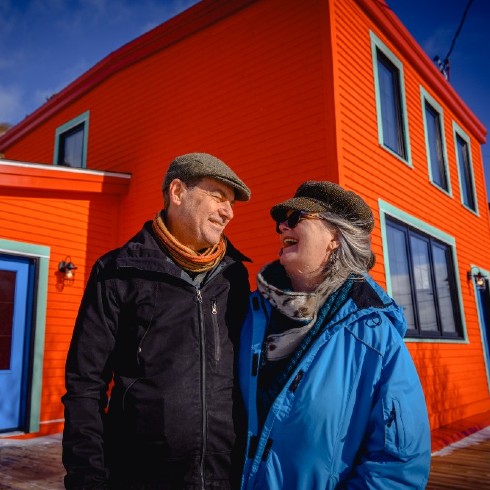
[
  {"xmin": 435, "ymin": 0, "xmax": 474, "ymax": 80},
  {"xmin": 444, "ymin": 0, "xmax": 474, "ymax": 62}
]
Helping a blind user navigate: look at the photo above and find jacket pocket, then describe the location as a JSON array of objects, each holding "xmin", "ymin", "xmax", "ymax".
[{"xmin": 383, "ymin": 398, "xmax": 408, "ymax": 457}]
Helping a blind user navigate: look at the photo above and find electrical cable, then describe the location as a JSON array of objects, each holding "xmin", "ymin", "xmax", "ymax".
[{"xmin": 444, "ymin": 0, "xmax": 474, "ymax": 62}]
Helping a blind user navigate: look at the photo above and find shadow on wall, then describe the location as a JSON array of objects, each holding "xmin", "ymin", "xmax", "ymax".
[{"xmin": 410, "ymin": 342, "xmax": 463, "ymax": 432}]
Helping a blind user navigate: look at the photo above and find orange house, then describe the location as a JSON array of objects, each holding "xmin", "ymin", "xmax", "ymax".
[{"xmin": 0, "ymin": 0, "xmax": 489, "ymax": 450}]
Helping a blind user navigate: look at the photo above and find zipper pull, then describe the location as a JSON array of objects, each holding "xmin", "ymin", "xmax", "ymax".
[
  {"xmin": 196, "ymin": 289, "xmax": 202, "ymax": 303},
  {"xmin": 211, "ymin": 300, "xmax": 217, "ymax": 314},
  {"xmin": 387, "ymin": 405, "xmax": 396, "ymax": 427}
]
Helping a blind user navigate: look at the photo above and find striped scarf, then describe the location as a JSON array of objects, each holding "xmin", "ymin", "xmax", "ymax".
[{"xmin": 152, "ymin": 211, "xmax": 227, "ymax": 273}]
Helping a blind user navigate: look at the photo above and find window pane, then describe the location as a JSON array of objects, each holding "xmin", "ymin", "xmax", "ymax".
[
  {"xmin": 425, "ymin": 103, "xmax": 448, "ymax": 190},
  {"xmin": 410, "ymin": 235, "xmax": 438, "ymax": 331},
  {"xmin": 456, "ymin": 135, "xmax": 475, "ymax": 210},
  {"xmin": 387, "ymin": 225, "xmax": 415, "ymax": 329},
  {"xmin": 0, "ymin": 270, "xmax": 16, "ymax": 370},
  {"xmin": 377, "ymin": 51, "xmax": 406, "ymax": 158},
  {"xmin": 432, "ymin": 244, "xmax": 457, "ymax": 333},
  {"xmin": 59, "ymin": 124, "xmax": 84, "ymax": 167}
]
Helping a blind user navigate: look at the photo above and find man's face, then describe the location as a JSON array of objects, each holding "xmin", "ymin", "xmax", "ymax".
[{"xmin": 167, "ymin": 177, "xmax": 235, "ymax": 252}]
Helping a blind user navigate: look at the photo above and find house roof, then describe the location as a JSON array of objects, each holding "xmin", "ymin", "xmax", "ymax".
[{"xmin": 0, "ymin": 0, "xmax": 485, "ymax": 150}]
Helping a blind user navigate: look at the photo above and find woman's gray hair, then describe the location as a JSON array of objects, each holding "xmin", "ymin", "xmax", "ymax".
[{"xmin": 317, "ymin": 211, "xmax": 375, "ymax": 297}]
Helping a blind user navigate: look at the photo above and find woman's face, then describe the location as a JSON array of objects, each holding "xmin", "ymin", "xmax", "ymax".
[{"xmin": 277, "ymin": 211, "xmax": 339, "ymax": 291}]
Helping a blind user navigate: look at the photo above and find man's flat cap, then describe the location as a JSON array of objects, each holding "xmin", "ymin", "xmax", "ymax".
[{"xmin": 163, "ymin": 152, "xmax": 251, "ymax": 201}]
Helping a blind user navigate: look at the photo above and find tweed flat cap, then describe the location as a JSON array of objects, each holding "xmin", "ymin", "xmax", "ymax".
[
  {"xmin": 271, "ymin": 181, "xmax": 374, "ymax": 232},
  {"xmin": 163, "ymin": 152, "xmax": 251, "ymax": 201}
]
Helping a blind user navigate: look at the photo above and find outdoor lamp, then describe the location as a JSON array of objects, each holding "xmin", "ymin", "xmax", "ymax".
[
  {"xmin": 58, "ymin": 257, "xmax": 77, "ymax": 280},
  {"xmin": 467, "ymin": 266, "xmax": 486, "ymax": 289}
]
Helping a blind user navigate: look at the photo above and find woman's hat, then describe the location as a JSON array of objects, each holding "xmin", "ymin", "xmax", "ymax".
[{"xmin": 270, "ymin": 181, "xmax": 374, "ymax": 231}]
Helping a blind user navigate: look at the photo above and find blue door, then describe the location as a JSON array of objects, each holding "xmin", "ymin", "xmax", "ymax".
[
  {"xmin": 0, "ymin": 255, "xmax": 33, "ymax": 432},
  {"xmin": 476, "ymin": 280, "xmax": 490, "ymax": 383}
]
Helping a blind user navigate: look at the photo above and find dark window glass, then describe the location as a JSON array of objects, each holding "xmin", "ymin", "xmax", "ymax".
[
  {"xmin": 386, "ymin": 218, "xmax": 463, "ymax": 339},
  {"xmin": 456, "ymin": 134, "xmax": 476, "ymax": 210},
  {"xmin": 387, "ymin": 225, "xmax": 415, "ymax": 329},
  {"xmin": 376, "ymin": 49, "xmax": 407, "ymax": 159},
  {"xmin": 58, "ymin": 123, "xmax": 85, "ymax": 167},
  {"xmin": 425, "ymin": 102, "xmax": 448, "ymax": 190},
  {"xmin": 0, "ymin": 270, "xmax": 16, "ymax": 370}
]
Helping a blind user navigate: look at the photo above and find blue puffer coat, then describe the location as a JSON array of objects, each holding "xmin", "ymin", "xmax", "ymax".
[{"xmin": 239, "ymin": 274, "xmax": 431, "ymax": 489}]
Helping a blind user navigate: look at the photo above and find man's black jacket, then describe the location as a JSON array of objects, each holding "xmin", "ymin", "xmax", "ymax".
[{"xmin": 62, "ymin": 222, "xmax": 250, "ymax": 489}]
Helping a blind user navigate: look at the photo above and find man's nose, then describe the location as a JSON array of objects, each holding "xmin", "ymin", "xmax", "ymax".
[{"xmin": 220, "ymin": 201, "xmax": 234, "ymax": 220}]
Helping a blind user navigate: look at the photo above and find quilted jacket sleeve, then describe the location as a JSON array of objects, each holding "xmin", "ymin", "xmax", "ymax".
[
  {"xmin": 61, "ymin": 260, "xmax": 119, "ymax": 489},
  {"xmin": 342, "ymin": 335, "xmax": 432, "ymax": 489}
]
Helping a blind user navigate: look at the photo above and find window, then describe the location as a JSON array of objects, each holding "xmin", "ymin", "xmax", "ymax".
[
  {"xmin": 54, "ymin": 111, "xmax": 89, "ymax": 168},
  {"xmin": 371, "ymin": 32, "xmax": 410, "ymax": 163},
  {"xmin": 453, "ymin": 123, "xmax": 477, "ymax": 212},
  {"xmin": 386, "ymin": 217, "xmax": 463, "ymax": 339},
  {"xmin": 421, "ymin": 90, "xmax": 450, "ymax": 193}
]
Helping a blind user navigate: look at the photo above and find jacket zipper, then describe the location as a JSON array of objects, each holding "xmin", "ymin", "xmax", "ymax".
[
  {"xmin": 211, "ymin": 299, "xmax": 221, "ymax": 362},
  {"xmin": 196, "ymin": 288, "xmax": 206, "ymax": 490}
]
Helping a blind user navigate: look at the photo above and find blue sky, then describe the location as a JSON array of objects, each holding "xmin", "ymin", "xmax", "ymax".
[{"xmin": 0, "ymin": 0, "xmax": 488, "ymax": 192}]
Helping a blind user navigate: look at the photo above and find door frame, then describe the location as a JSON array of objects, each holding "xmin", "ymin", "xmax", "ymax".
[
  {"xmin": 0, "ymin": 239, "xmax": 50, "ymax": 433},
  {"xmin": 470, "ymin": 264, "xmax": 490, "ymax": 395}
]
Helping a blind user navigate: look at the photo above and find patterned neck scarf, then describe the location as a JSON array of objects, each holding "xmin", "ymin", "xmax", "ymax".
[{"xmin": 152, "ymin": 211, "xmax": 227, "ymax": 273}]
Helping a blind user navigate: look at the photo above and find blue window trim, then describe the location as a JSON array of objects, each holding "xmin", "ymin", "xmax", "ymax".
[
  {"xmin": 53, "ymin": 111, "xmax": 90, "ymax": 168},
  {"xmin": 378, "ymin": 199, "xmax": 468, "ymax": 343},
  {"xmin": 453, "ymin": 121, "xmax": 478, "ymax": 216},
  {"xmin": 370, "ymin": 31, "xmax": 412, "ymax": 167},
  {"xmin": 420, "ymin": 87, "xmax": 452, "ymax": 197},
  {"xmin": 0, "ymin": 239, "xmax": 50, "ymax": 432}
]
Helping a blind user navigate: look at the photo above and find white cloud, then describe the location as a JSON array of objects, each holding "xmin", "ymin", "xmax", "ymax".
[{"xmin": 0, "ymin": 84, "xmax": 23, "ymax": 124}]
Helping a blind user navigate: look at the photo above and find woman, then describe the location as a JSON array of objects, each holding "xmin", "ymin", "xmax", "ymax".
[{"xmin": 239, "ymin": 181, "xmax": 431, "ymax": 489}]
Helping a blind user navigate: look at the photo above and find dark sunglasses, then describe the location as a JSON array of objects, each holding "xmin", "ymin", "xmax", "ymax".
[{"xmin": 275, "ymin": 210, "xmax": 324, "ymax": 234}]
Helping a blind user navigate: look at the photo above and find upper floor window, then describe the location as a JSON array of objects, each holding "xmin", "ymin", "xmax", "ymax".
[
  {"xmin": 421, "ymin": 89, "xmax": 450, "ymax": 193},
  {"xmin": 54, "ymin": 111, "xmax": 89, "ymax": 168},
  {"xmin": 453, "ymin": 123, "xmax": 477, "ymax": 213},
  {"xmin": 371, "ymin": 32, "xmax": 410, "ymax": 164}
]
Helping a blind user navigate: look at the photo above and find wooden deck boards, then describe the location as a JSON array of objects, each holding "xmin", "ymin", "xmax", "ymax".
[{"xmin": 0, "ymin": 429, "xmax": 489, "ymax": 488}]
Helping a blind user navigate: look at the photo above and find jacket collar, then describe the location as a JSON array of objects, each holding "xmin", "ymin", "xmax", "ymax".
[{"xmin": 115, "ymin": 221, "xmax": 250, "ymax": 277}]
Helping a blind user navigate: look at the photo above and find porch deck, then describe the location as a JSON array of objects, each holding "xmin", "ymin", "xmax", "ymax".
[{"xmin": 0, "ymin": 426, "xmax": 489, "ymax": 489}]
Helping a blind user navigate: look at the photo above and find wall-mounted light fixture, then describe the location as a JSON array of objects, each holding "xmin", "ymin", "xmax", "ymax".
[
  {"xmin": 58, "ymin": 257, "xmax": 77, "ymax": 281},
  {"xmin": 467, "ymin": 266, "xmax": 487, "ymax": 289}
]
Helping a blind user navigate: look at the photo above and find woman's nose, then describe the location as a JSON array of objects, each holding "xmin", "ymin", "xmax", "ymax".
[{"xmin": 276, "ymin": 221, "xmax": 289, "ymax": 234}]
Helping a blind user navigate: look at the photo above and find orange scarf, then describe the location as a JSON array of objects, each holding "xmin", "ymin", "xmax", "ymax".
[{"xmin": 152, "ymin": 211, "xmax": 227, "ymax": 273}]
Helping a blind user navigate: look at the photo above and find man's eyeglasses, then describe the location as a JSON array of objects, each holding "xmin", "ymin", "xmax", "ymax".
[{"xmin": 275, "ymin": 210, "xmax": 324, "ymax": 234}]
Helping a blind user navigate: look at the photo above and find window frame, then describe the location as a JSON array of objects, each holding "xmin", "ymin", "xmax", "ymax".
[
  {"xmin": 370, "ymin": 32, "xmax": 411, "ymax": 166},
  {"xmin": 453, "ymin": 122, "xmax": 478, "ymax": 215},
  {"xmin": 379, "ymin": 199, "xmax": 467, "ymax": 343},
  {"xmin": 53, "ymin": 111, "xmax": 90, "ymax": 168},
  {"xmin": 420, "ymin": 88, "xmax": 451, "ymax": 195}
]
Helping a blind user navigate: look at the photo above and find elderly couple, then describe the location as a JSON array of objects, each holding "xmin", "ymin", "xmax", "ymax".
[{"xmin": 62, "ymin": 153, "xmax": 431, "ymax": 490}]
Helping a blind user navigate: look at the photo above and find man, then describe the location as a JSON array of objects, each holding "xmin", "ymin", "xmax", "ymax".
[{"xmin": 62, "ymin": 153, "xmax": 251, "ymax": 489}]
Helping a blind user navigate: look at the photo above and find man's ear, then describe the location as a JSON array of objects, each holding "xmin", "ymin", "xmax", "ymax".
[{"xmin": 168, "ymin": 179, "xmax": 186, "ymax": 205}]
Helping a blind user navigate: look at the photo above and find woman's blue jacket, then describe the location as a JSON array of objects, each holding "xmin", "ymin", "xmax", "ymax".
[{"xmin": 238, "ymin": 275, "xmax": 431, "ymax": 489}]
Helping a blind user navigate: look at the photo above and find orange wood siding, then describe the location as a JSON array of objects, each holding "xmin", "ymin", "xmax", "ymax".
[
  {"xmin": 331, "ymin": 0, "xmax": 490, "ymax": 429},
  {"xmin": 0, "ymin": 186, "xmax": 122, "ymax": 434}
]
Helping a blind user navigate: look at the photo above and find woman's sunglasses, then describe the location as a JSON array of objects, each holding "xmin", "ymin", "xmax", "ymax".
[{"xmin": 275, "ymin": 210, "xmax": 324, "ymax": 234}]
